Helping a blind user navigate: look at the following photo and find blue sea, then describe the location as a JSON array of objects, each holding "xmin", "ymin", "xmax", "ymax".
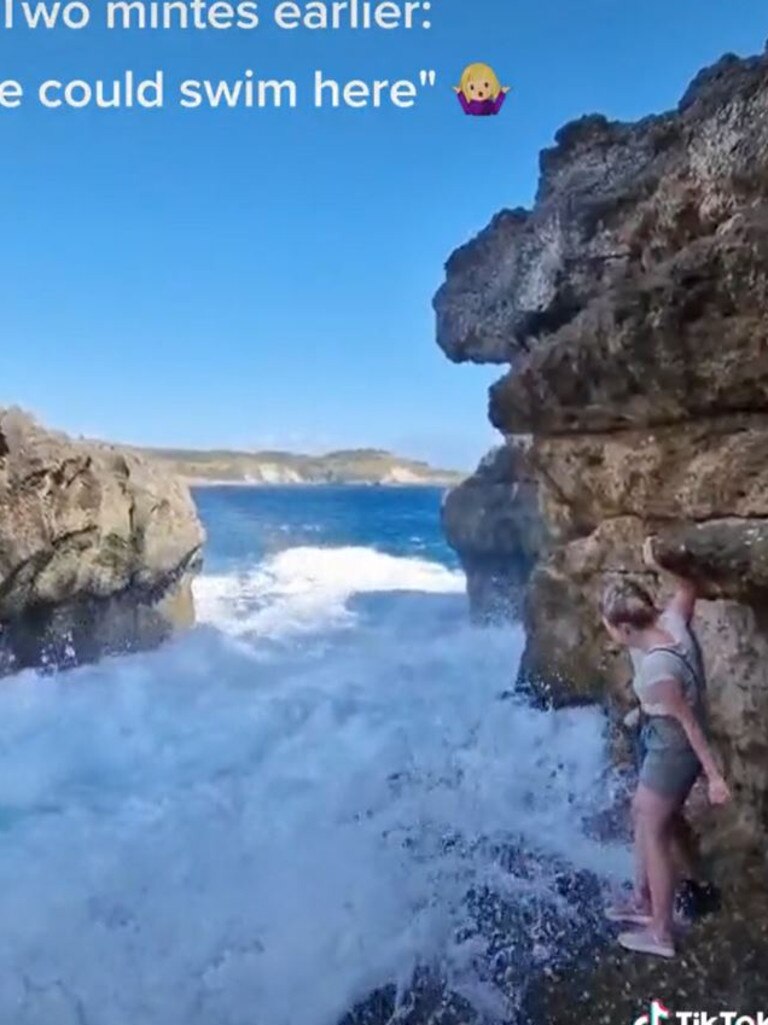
[{"xmin": 0, "ymin": 486, "xmax": 627, "ymax": 1025}]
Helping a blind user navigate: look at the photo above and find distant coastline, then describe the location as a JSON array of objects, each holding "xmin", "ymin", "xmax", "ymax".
[
  {"xmin": 130, "ymin": 446, "xmax": 466, "ymax": 488},
  {"xmin": 188, "ymin": 479, "xmax": 454, "ymax": 489}
]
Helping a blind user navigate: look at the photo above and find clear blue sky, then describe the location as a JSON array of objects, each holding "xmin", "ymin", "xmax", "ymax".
[{"xmin": 0, "ymin": 0, "xmax": 765, "ymax": 469}]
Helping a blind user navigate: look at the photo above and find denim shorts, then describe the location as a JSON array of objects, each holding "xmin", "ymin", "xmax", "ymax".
[{"xmin": 637, "ymin": 716, "xmax": 702, "ymax": 800}]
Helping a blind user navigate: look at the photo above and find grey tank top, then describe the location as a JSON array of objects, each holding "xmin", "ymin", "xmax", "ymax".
[{"xmin": 630, "ymin": 609, "xmax": 708, "ymax": 737}]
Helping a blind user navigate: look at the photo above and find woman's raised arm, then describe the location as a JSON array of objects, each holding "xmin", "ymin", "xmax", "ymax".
[{"xmin": 643, "ymin": 536, "xmax": 698, "ymax": 624}]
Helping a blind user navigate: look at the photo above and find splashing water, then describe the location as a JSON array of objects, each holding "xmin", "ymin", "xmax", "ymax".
[{"xmin": 0, "ymin": 511, "xmax": 629, "ymax": 1025}]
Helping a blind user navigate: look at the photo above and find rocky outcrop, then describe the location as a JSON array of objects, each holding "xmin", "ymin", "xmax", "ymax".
[
  {"xmin": 441, "ymin": 442, "xmax": 543, "ymax": 621},
  {"xmin": 435, "ymin": 48, "xmax": 768, "ymax": 865},
  {"xmin": 0, "ymin": 408, "xmax": 205, "ymax": 673}
]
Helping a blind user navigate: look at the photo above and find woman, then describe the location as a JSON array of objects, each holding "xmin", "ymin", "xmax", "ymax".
[{"xmin": 601, "ymin": 538, "xmax": 730, "ymax": 959}]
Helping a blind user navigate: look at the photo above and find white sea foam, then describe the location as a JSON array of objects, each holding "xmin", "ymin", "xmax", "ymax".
[
  {"xmin": 194, "ymin": 545, "xmax": 465, "ymax": 639},
  {"xmin": 0, "ymin": 546, "xmax": 627, "ymax": 1025}
]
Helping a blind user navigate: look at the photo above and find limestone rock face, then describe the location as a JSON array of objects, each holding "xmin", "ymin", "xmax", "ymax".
[
  {"xmin": 0, "ymin": 408, "xmax": 205, "ymax": 672},
  {"xmin": 441, "ymin": 443, "xmax": 543, "ymax": 622},
  {"xmin": 434, "ymin": 50, "xmax": 768, "ymax": 863}
]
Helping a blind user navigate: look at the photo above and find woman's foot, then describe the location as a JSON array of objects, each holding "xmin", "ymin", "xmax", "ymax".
[
  {"xmin": 605, "ymin": 896, "xmax": 652, "ymax": 926},
  {"xmin": 618, "ymin": 927, "xmax": 675, "ymax": 959}
]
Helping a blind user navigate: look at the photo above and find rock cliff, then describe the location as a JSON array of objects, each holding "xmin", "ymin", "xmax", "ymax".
[
  {"xmin": 0, "ymin": 409, "xmax": 205, "ymax": 673},
  {"xmin": 435, "ymin": 49, "xmax": 768, "ymax": 865},
  {"xmin": 441, "ymin": 442, "xmax": 542, "ymax": 622}
]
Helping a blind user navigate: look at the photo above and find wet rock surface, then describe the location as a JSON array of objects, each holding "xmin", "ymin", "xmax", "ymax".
[
  {"xmin": 341, "ymin": 855, "xmax": 768, "ymax": 1025},
  {"xmin": 0, "ymin": 407, "xmax": 205, "ymax": 672},
  {"xmin": 526, "ymin": 874, "xmax": 768, "ymax": 1025},
  {"xmin": 340, "ymin": 859, "xmax": 613, "ymax": 1025}
]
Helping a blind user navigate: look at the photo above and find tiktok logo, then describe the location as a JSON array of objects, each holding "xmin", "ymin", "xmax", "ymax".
[{"xmin": 635, "ymin": 1000, "xmax": 671, "ymax": 1025}]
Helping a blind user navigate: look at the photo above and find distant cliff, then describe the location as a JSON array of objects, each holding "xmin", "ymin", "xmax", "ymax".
[{"xmin": 134, "ymin": 446, "xmax": 465, "ymax": 487}]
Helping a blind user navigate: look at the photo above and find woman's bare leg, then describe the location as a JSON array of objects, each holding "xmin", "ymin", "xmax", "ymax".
[
  {"xmin": 634, "ymin": 784, "xmax": 679, "ymax": 940},
  {"xmin": 632, "ymin": 794, "xmax": 651, "ymax": 911}
]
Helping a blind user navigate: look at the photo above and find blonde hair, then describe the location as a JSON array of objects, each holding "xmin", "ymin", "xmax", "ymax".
[
  {"xmin": 601, "ymin": 579, "xmax": 657, "ymax": 630},
  {"xmin": 457, "ymin": 63, "xmax": 503, "ymax": 100}
]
